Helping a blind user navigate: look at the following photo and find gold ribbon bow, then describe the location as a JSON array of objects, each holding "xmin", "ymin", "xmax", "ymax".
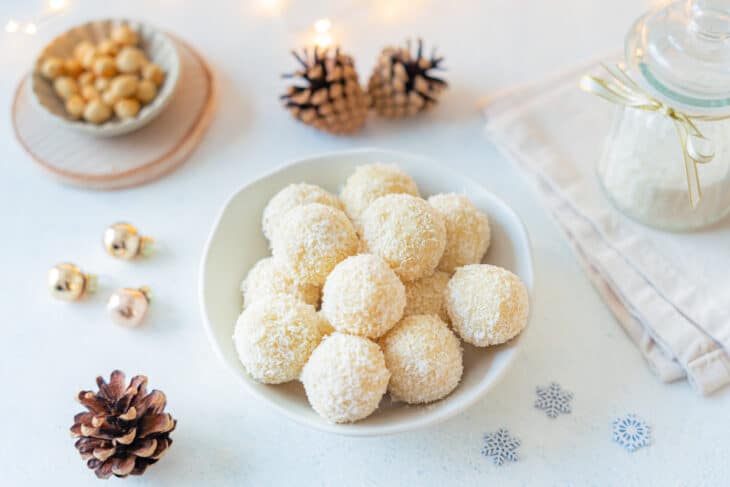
[{"xmin": 580, "ymin": 63, "xmax": 726, "ymax": 207}]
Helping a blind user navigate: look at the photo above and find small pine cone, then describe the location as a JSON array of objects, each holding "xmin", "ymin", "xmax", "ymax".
[
  {"xmin": 70, "ymin": 370, "xmax": 176, "ymax": 479},
  {"xmin": 368, "ymin": 39, "xmax": 448, "ymax": 118},
  {"xmin": 281, "ymin": 47, "xmax": 369, "ymax": 135}
]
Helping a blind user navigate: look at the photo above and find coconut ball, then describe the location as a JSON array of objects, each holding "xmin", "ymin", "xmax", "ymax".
[
  {"xmin": 379, "ymin": 314, "xmax": 463, "ymax": 404},
  {"xmin": 361, "ymin": 193, "xmax": 446, "ymax": 282},
  {"xmin": 301, "ymin": 333, "xmax": 390, "ymax": 423},
  {"xmin": 321, "ymin": 254, "xmax": 406, "ymax": 339},
  {"xmin": 241, "ymin": 257, "xmax": 321, "ymax": 308},
  {"xmin": 272, "ymin": 203, "xmax": 359, "ymax": 286},
  {"xmin": 233, "ymin": 297, "xmax": 327, "ymax": 384},
  {"xmin": 262, "ymin": 183, "xmax": 342, "ymax": 241},
  {"xmin": 445, "ymin": 264, "xmax": 529, "ymax": 346},
  {"xmin": 340, "ymin": 163, "xmax": 419, "ymax": 229},
  {"xmin": 428, "ymin": 193, "xmax": 491, "ymax": 273},
  {"xmin": 403, "ymin": 270, "xmax": 451, "ymax": 322}
]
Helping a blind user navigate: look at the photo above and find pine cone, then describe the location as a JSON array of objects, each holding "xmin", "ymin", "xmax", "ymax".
[
  {"xmin": 70, "ymin": 370, "xmax": 176, "ymax": 479},
  {"xmin": 368, "ymin": 39, "xmax": 448, "ymax": 118},
  {"xmin": 281, "ymin": 47, "xmax": 369, "ymax": 134}
]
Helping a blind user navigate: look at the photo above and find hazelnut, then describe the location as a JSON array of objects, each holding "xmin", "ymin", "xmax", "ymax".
[
  {"xmin": 116, "ymin": 47, "xmax": 146, "ymax": 74},
  {"xmin": 81, "ymin": 84, "xmax": 100, "ymax": 101},
  {"xmin": 114, "ymin": 98, "xmax": 140, "ymax": 119},
  {"xmin": 111, "ymin": 25, "xmax": 139, "ymax": 46},
  {"xmin": 40, "ymin": 57, "xmax": 65, "ymax": 79},
  {"xmin": 78, "ymin": 71, "xmax": 95, "ymax": 87},
  {"xmin": 83, "ymin": 99, "xmax": 112, "ymax": 124},
  {"xmin": 53, "ymin": 76, "xmax": 79, "ymax": 100},
  {"xmin": 73, "ymin": 41, "xmax": 95, "ymax": 61},
  {"xmin": 94, "ymin": 77, "xmax": 111, "ymax": 92},
  {"xmin": 136, "ymin": 80, "xmax": 157, "ymax": 104},
  {"xmin": 97, "ymin": 39, "xmax": 119, "ymax": 56},
  {"xmin": 65, "ymin": 95, "xmax": 86, "ymax": 119},
  {"xmin": 93, "ymin": 55, "xmax": 117, "ymax": 78},
  {"xmin": 110, "ymin": 74, "xmax": 139, "ymax": 98},
  {"xmin": 64, "ymin": 58, "xmax": 83, "ymax": 78},
  {"xmin": 142, "ymin": 63, "xmax": 165, "ymax": 86},
  {"xmin": 101, "ymin": 89, "xmax": 120, "ymax": 107},
  {"xmin": 80, "ymin": 49, "xmax": 98, "ymax": 69}
]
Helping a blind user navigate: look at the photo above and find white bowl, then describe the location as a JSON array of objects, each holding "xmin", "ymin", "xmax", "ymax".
[
  {"xmin": 199, "ymin": 149, "xmax": 534, "ymax": 436},
  {"xmin": 31, "ymin": 19, "xmax": 180, "ymax": 137}
]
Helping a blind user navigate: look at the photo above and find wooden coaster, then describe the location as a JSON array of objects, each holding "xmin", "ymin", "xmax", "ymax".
[{"xmin": 12, "ymin": 36, "xmax": 215, "ymax": 190}]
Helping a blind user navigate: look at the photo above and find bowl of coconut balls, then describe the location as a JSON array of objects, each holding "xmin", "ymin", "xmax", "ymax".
[{"xmin": 200, "ymin": 149, "xmax": 533, "ymax": 436}]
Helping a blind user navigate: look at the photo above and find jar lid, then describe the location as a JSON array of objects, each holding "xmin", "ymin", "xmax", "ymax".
[{"xmin": 625, "ymin": 0, "xmax": 730, "ymax": 114}]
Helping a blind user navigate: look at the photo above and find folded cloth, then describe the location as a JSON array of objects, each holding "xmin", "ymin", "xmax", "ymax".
[{"xmin": 482, "ymin": 61, "xmax": 730, "ymax": 395}]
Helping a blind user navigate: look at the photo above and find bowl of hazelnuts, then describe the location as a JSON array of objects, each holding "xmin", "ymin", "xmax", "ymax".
[{"xmin": 32, "ymin": 19, "xmax": 180, "ymax": 137}]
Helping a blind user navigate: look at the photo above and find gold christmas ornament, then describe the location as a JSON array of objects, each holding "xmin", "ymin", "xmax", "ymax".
[
  {"xmin": 103, "ymin": 222, "xmax": 153, "ymax": 259},
  {"xmin": 107, "ymin": 286, "xmax": 151, "ymax": 327},
  {"xmin": 368, "ymin": 39, "xmax": 448, "ymax": 118},
  {"xmin": 281, "ymin": 47, "xmax": 369, "ymax": 135},
  {"xmin": 48, "ymin": 263, "xmax": 97, "ymax": 301}
]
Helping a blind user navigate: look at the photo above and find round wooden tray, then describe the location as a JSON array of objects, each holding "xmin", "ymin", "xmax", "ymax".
[{"xmin": 12, "ymin": 36, "xmax": 215, "ymax": 190}]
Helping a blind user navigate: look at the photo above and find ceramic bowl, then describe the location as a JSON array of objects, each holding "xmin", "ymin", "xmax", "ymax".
[
  {"xmin": 199, "ymin": 148, "xmax": 534, "ymax": 436},
  {"xmin": 31, "ymin": 19, "xmax": 180, "ymax": 137}
]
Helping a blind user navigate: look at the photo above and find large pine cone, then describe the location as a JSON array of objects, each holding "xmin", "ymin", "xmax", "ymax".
[
  {"xmin": 281, "ymin": 47, "xmax": 369, "ymax": 134},
  {"xmin": 368, "ymin": 39, "xmax": 448, "ymax": 118},
  {"xmin": 70, "ymin": 370, "xmax": 176, "ymax": 479}
]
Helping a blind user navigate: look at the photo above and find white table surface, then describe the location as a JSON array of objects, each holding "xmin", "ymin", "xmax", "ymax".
[{"xmin": 2, "ymin": 1, "xmax": 727, "ymax": 486}]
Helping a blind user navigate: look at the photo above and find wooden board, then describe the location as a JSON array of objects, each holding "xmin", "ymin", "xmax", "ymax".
[{"xmin": 12, "ymin": 36, "xmax": 215, "ymax": 190}]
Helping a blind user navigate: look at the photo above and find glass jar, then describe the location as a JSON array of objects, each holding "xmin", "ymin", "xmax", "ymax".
[{"xmin": 596, "ymin": 0, "xmax": 730, "ymax": 231}]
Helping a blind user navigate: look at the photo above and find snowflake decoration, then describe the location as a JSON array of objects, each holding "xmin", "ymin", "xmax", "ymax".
[
  {"xmin": 612, "ymin": 414, "xmax": 652, "ymax": 452},
  {"xmin": 534, "ymin": 382, "xmax": 573, "ymax": 418},
  {"xmin": 481, "ymin": 428, "xmax": 520, "ymax": 466}
]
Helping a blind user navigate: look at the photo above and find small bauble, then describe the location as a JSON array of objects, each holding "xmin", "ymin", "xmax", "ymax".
[
  {"xmin": 368, "ymin": 39, "xmax": 448, "ymax": 118},
  {"xmin": 103, "ymin": 222, "xmax": 153, "ymax": 259},
  {"xmin": 281, "ymin": 47, "xmax": 369, "ymax": 135},
  {"xmin": 107, "ymin": 287, "xmax": 151, "ymax": 327},
  {"xmin": 47, "ymin": 263, "xmax": 96, "ymax": 301}
]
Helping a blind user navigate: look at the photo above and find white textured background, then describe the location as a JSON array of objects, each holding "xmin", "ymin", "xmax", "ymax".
[{"xmin": 1, "ymin": 1, "xmax": 727, "ymax": 486}]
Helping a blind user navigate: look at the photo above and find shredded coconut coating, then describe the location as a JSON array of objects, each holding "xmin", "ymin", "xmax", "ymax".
[
  {"xmin": 403, "ymin": 270, "xmax": 451, "ymax": 323},
  {"xmin": 301, "ymin": 333, "xmax": 390, "ymax": 423},
  {"xmin": 233, "ymin": 297, "xmax": 328, "ymax": 384},
  {"xmin": 271, "ymin": 203, "xmax": 359, "ymax": 286},
  {"xmin": 379, "ymin": 314, "xmax": 463, "ymax": 404},
  {"xmin": 361, "ymin": 193, "xmax": 446, "ymax": 282},
  {"xmin": 428, "ymin": 193, "xmax": 491, "ymax": 273},
  {"xmin": 241, "ymin": 257, "xmax": 321, "ymax": 308},
  {"xmin": 321, "ymin": 254, "xmax": 406, "ymax": 339},
  {"xmin": 340, "ymin": 163, "xmax": 419, "ymax": 230},
  {"xmin": 262, "ymin": 183, "xmax": 342, "ymax": 241},
  {"xmin": 445, "ymin": 264, "xmax": 529, "ymax": 347}
]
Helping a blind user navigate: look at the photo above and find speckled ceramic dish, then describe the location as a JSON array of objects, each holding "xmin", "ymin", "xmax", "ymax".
[
  {"xmin": 200, "ymin": 149, "xmax": 534, "ymax": 436},
  {"xmin": 31, "ymin": 19, "xmax": 180, "ymax": 137}
]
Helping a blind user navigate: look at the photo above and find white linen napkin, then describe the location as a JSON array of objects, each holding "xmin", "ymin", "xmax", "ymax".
[{"xmin": 482, "ymin": 62, "xmax": 730, "ymax": 395}]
